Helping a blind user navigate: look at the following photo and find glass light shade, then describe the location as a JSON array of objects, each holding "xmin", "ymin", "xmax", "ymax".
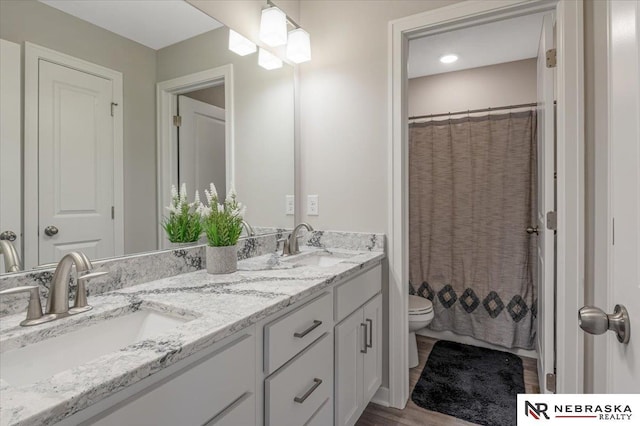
[
  {"xmin": 259, "ymin": 7, "xmax": 288, "ymax": 47},
  {"xmin": 286, "ymin": 28, "xmax": 311, "ymax": 63},
  {"xmin": 228, "ymin": 29, "xmax": 256, "ymax": 56},
  {"xmin": 258, "ymin": 48, "xmax": 283, "ymax": 70}
]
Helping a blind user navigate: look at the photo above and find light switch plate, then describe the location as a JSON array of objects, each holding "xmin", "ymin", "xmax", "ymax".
[
  {"xmin": 285, "ymin": 195, "xmax": 295, "ymax": 215},
  {"xmin": 307, "ymin": 195, "xmax": 319, "ymax": 216}
]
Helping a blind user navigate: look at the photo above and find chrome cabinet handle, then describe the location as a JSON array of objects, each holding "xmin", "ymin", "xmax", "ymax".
[
  {"xmin": 44, "ymin": 226, "xmax": 59, "ymax": 236},
  {"xmin": 0, "ymin": 230, "xmax": 17, "ymax": 241},
  {"xmin": 294, "ymin": 320, "xmax": 322, "ymax": 338},
  {"xmin": 526, "ymin": 226, "xmax": 539, "ymax": 235},
  {"xmin": 361, "ymin": 323, "xmax": 368, "ymax": 354},
  {"xmin": 579, "ymin": 304, "xmax": 630, "ymax": 344},
  {"xmin": 294, "ymin": 378, "xmax": 322, "ymax": 404},
  {"xmin": 366, "ymin": 318, "xmax": 373, "ymax": 348}
]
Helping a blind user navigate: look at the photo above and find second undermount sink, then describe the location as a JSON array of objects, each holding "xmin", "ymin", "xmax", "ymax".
[
  {"xmin": 0, "ymin": 309, "xmax": 189, "ymax": 387},
  {"xmin": 284, "ymin": 251, "xmax": 354, "ymax": 267}
]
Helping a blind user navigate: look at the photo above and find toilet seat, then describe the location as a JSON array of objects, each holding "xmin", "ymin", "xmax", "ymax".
[{"xmin": 409, "ymin": 295, "xmax": 433, "ymax": 315}]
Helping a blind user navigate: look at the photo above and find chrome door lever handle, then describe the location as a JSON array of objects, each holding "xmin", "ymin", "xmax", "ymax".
[
  {"xmin": 44, "ymin": 226, "xmax": 59, "ymax": 237},
  {"xmin": 579, "ymin": 304, "xmax": 630, "ymax": 344},
  {"xmin": 526, "ymin": 226, "xmax": 539, "ymax": 235}
]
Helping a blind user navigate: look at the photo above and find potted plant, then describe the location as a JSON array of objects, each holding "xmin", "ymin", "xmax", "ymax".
[
  {"xmin": 199, "ymin": 183, "xmax": 245, "ymax": 274},
  {"xmin": 162, "ymin": 183, "xmax": 203, "ymax": 246}
]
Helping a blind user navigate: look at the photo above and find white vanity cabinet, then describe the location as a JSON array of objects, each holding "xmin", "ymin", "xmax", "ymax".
[
  {"xmin": 62, "ymin": 332, "xmax": 256, "ymax": 426},
  {"xmin": 334, "ymin": 266, "xmax": 382, "ymax": 426}
]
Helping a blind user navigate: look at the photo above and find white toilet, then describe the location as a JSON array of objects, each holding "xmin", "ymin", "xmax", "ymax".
[{"xmin": 409, "ymin": 295, "xmax": 434, "ymax": 368}]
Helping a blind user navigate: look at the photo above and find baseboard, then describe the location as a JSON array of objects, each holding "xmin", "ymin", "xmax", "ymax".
[
  {"xmin": 370, "ymin": 386, "xmax": 390, "ymax": 407},
  {"xmin": 416, "ymin": 328, "xmax": 538, "ymax": 359}
]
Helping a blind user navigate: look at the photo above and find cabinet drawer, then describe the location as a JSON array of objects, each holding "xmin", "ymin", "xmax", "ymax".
[
  {"xmin": 264, "ymin": 292, "xmax": 332, "ymax": 374},
  {"xmin": 265, "ymin": 333, "xmax": 333, "ymax": 426},
  {"xmin": 90, "ymin": 334, "xmax": 255, "ymax": 426},
  {"xmin": 335, "ymin": 265, "xmax": 381, "ymax": 322}
]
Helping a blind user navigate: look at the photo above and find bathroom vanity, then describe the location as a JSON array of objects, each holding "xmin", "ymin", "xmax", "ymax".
[{"xmin": 0, "ymin": 232, "xmax": 385, "ymax": 426}]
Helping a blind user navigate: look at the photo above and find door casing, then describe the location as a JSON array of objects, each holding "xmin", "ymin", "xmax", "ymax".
[{"xmin": 388, "ymin": 0, "xmax": 584, "ymax": 408}]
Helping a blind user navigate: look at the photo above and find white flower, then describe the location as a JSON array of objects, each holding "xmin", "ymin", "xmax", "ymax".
[
  {"xmin": 170, "ymin": 184, "xmax": 178, "ymax": 200},
  {"xmin": 217, "ymin": 204, "xmax": 224, "ymax": 213},
  {"xmin": 226, "ymin": 184, "xmax": 237, "ymax": 203},
  {"xmin": 179, "ymin": 183, "xmax": 188, "ymax": 204},
  {"xmin": 191, "ymin": 190, "xmax": 201, "ymax": 209},
  {"xmin": 196, "ymin": 203, "xmax": 211, "ymax": 217}
]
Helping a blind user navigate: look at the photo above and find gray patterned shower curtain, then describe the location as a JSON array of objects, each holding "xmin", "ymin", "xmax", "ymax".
[{"xmin": 409, "ymin": 111, "xmax": 537, "ymax": 349}]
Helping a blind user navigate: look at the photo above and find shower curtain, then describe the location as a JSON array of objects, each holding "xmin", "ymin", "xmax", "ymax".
[{"xmin": 409, "ymin": 111, "xmax": 537, "ymax": 349}]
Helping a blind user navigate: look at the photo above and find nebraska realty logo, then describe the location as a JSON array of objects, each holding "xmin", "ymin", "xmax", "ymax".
[{"xmin": 517, "ymin": 395, "xmax": 638, "ymax": 425}]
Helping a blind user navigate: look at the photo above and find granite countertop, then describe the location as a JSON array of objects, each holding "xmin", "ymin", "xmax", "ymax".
[{"xmin": 0, "ymin": 247, "xmax": 384, "ymax": 426}]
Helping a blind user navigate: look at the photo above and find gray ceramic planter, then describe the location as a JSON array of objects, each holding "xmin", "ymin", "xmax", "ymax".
[{"xmin": 206, "ymin": 245, "xmax": 238, "ymax": 274}]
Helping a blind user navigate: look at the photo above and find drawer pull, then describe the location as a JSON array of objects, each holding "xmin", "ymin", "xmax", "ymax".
[
  {"xmin": 294, "ymin": 320, "xmax": 322, "ymax": 338},
  {"xmin": 294, "ymin": 378, "xmax": 323, "ymax": 404},
  {"xmin": 360, "ymin": 323, "xmax": 368, "ymax": 354},
  {"xmin": 366, "ymin": 318, "xmax": 373, "ymax": 348}
]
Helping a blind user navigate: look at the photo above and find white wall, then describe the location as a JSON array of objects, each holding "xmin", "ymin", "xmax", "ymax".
[
  {"xmin": 297, "ymin": 0, "xmax": 460, "ymax": 232},
  {"xmin": 408, "ymin": 58, "xmax": 537, "ymax": 117}
]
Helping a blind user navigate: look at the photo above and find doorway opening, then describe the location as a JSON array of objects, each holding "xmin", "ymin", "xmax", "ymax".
[
  {"xmin": 388, "ymin": 0, "xmax": 584, "ymax": 409},
  {"xmin": 156, "ymin": 65, "xmax": 234, "ymax": 249}
]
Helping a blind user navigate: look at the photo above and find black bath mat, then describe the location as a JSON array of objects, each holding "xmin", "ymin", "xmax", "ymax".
[{"xmin": 411, "ymin": 340, "xmax": 524, "ymax": 426}]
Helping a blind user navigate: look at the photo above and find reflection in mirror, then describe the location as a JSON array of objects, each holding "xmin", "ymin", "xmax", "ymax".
[{"xmin": 0, "ymin": 0, "xmax": 294, "ymax": 274}]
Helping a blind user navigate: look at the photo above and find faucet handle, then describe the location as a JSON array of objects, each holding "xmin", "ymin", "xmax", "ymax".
[
  {"xmin": 277, "ymin": 237, "xmax": 291, "ymax": 256},
  {"xmin": 0, "ymin": 286, "xmax": 55, "ymax": 326},
  {"xmin": 69, "ymin": 270, "xmax": 108, "ymax": 314}
]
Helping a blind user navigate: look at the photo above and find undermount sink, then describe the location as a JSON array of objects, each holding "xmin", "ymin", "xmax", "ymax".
[
  {"xmin": 0, "ymin": 309, "xmax": 189, "ymax": 387},
  {"xmin": 284, "ymin": 251, "xmax": 353, "ymax": 267}
]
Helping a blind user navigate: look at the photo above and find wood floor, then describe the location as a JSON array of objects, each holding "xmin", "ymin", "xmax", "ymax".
[{"xmin": 356, "ymin": 336, "xmax": 540, "ymax": 426}]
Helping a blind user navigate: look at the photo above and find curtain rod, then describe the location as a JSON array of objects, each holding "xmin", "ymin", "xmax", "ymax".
[{"xmin": 408, "ymin": 102, "xmax": 538, "ymax": 121}]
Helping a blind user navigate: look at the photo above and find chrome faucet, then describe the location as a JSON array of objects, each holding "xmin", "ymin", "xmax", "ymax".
[
  {"xmin": 46, "ymin": 252, "xmax": 108, "ymax": 317},
  {"xmin": 242, "ymin": 220, "xmax": 256, "ymax": 237},
  {"xmin": 0, "ymin": 240, "xmax": 22, "ymax": 273},
  {"xmin": 282, "ymin": 223, "xmax": 314, "ymax": 256}
]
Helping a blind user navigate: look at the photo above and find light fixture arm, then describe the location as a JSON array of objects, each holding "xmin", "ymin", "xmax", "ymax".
[{"xmin": 266, "ymin": 0, "xmax": 301, "ymax": 29}]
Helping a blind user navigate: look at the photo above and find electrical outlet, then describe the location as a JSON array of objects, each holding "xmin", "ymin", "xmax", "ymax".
[
  {"xmin": 285, "ymin": 195, "xmax": 295, "ymax": 215},
  {"xmin": 307, "ymin": 195, "xmax": 319, "ymax": 216}
]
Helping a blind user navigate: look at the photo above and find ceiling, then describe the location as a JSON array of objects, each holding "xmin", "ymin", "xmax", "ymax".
[
  {"xmin": 39, "ymin": 0, "xmax": 224, "ymax": 50},
  {"xmin": 408, "ymin": 13, "xmax": 546, "ymax": 79}
]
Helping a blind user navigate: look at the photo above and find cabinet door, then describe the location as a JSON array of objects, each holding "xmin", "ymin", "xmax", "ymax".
[
  {"xmin": 335, "ymin": 309, "xmax": 364, "ymax": 426},
  {"xmin": 362, "ymin": 294, "xmax": 382, "ymax": 403}
]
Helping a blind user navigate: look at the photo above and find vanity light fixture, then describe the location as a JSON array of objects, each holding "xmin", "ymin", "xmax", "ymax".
[
  {"xmin": 440, "ymin": 54, "xmax": 459, "ymax": 64},
  {"xmin": 258, "ymin": 48, "xmax": 283, "ymax": 70},
  {"xmin": 286, "ymin": 28, "xmax": 311, "ymax": 64},
  {"xmin": 259, "ymin": 6, "xmax": 288, "ymax": 47},
  {"xmin": 228, "ymin": 29, "xmax": 256, "ymax": 56}
]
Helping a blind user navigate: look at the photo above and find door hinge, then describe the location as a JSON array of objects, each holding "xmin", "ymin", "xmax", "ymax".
[
  {"xmin": 111, "ymin": 206, "xmax": 115, "ymax": 220},
  {"xmin": 546, "ymin": 373, "xmax": 556, "ymax": 393},
  {"xmin": 546, "ymin": 211, "xmax": 557, "ymax": 231},
  {"xmin": 173, "ymin": 115, "xmax": 182, "ymax": 127},
  {"xmin": 546, "ymin": 48, "xmax": 557, "ymax": 68},
  {"xmin": 110, "ymin": 102, "xmax": 118, "ymax": 117}
]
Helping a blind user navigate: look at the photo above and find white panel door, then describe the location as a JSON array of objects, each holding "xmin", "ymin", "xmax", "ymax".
[
  {"xmin": 362, "ymin": 294, "xmax": 382, "ymax": 403},
  {"xmin": 178, "ymin": 95, "xmax": 226, "ymax": 199},
  {"xmin": 603, "ymin": 0, "xmax": 640, "ymax": 392},
  {"xmin": 38, "ymin": 60, "xmax": 114, "ymax": 264},
  {"xmin": 535, "ymin": 13, "xmax": 556, "ymax": 394},
  {"xmin": 0, "ymin": 39, "xmax": 22, "ymax": 272},
  {"xmin": 335, "ymin": 309, "xmax": 364, "ymax": 426}
]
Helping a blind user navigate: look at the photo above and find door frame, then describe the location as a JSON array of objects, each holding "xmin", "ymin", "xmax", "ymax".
[
  {"xmin": 156, "ymin": 65, "xmax": 234, "ymax": 249},
  {"xmin": 388, "ymin": 0, "xmax": 584, "ymax": 407},
  {"xmin": 24, "ymin": 42, "xmax": 124, "ymax": 269}
]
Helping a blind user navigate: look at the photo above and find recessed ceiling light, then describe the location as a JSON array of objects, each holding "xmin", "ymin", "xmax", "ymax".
[{"xmin": 440, "ymin": 54, "xmax": 458, "ymax": 64}]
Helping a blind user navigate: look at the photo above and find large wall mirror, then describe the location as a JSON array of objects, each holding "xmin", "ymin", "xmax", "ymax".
[{"xmin": 0, "ymin": 0, "xmax": 295, "ymax": 274}]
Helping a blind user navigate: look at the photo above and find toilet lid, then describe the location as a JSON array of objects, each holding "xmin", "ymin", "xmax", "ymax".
[{"xmin": 409, "ymin": 295, "xmax": 433, "ymax": 314}]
